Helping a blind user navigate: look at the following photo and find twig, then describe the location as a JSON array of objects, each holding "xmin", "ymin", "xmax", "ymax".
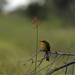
[
  {"xmin": 65, "ymin": 63, "xmax": 68, "ymax": 75},
  {"xmin": 8, "ymin": 50, "xmax": 75, "ymax": 75},
  {"xmin": 72, "ymin": 56, "xmax": 75, "ymax": 75},
  {"xmin": 8, "ymin": 50, "xmax": 41, "ymax": 75},
  {"xmin": 31, "ymin": 55, "xmax": 62, "ymax": 75},
  {"xmin": 8, "ymin": 60, "xmax": 28, "ymax": 75},
  {"xmin": 60, "ymin": 55, "xmax": 69, "ymax": 74},
  {"xmin": 28, "ymin": 57, "xmax": 44, "ymax": 75},
  {"xmin": 42, "ymin": 51, "xmax": 75, "ymax": 56},
  {"xmin": 28, "ymin": 53, "xmax": 48, "ymax": 75},
  {"xmin": 72, "ymin": 63, "xmax": 74, "ymax": 75},
  {"xmin": 25, "ymin": 59, "xmax": 33, "ymax": 75},
  {"xmin": 46, "ymin": 54, "xmax": 58, "ymax": 74},
  {"xmin": 46, "ymin": 60, "xmax": 75, "ymax": 75},
  {"xmin": 24, "ymin": 50, "xmax": 41, "ymax": 65}
]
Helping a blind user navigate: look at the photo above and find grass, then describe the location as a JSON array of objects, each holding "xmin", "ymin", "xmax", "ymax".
[{"xmin": 0, "ymin": 14, "xmax": 75, "ymax": 75}]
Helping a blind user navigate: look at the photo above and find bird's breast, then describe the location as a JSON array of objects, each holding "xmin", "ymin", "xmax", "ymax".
[{"xmin": 41, "ymin": 44, "xmax": 48, "ymax": 51}]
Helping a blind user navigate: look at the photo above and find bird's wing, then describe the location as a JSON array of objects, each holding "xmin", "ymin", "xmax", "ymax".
[{"xmin": 46, "ymin": 42, "xmax": 50, "ymax": 51}]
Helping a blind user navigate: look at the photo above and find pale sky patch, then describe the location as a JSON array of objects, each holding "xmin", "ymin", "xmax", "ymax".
[
  {"xmin": 2, "ymin": 0, "xmax": 45, "ymax": 14},
  {"xmin": 3, "ymin": 0, "xmax": 30, "ymax": 12}
]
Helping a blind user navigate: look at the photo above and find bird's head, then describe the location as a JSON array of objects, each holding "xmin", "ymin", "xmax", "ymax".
[{"xmin": 40, "ymin": 40, "xmax": 48, "ymax": 45}]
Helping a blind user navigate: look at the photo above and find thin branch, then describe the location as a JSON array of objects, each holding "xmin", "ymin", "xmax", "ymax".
[
  {"xmin": 46, "ymin": 60, "xmax": 75, "ymax": 75},
  {"xmin": 28, "ymin": 57, "xmax": 44, "ymax": 75},
  {"xmin": 8, "ymin": 60, "xmax": 28, "ymax": 75},
  {"xmin": 32, "ymin": 52, "xmax": 46, "ymax": 63},
  {"xmin": 72, "ymin": 56, "xmax": 75, "ymax": 75},
  {"xmin": 29, "ymin": 53, "xmax": 51, "ymax": 75},
  {"xmin": 27, "ymin": 53, "xmax": 48, "ymax": 75},
  {"xmin": 41, "ymin": 50, "xmax": 75, "ymax": 56},
  {"xmin": 30, "ymin": 55, "xmax": 62, "ymax": 75},
  {"xmin": 72, "ymin": 63, "xmax": 74, "ymax": 75},
  {"xmin": 65, "ymin": 63, "xmax": 68, "ymax": 75},
  {"xmin": 46, "ymin": 54, "xmax": 58, "ymax": 74},
  {"xmin": 8, "ymin": 50, "xmax": 41, "ymax": 75},
  {"xmin": 24, "ymin": 50, "xmax": 41, "ymax": 65},
  {"xmin": 8, "ymin": 61, "xmax": 20, "ymax": 75},
  {"xmin": 8, "ymin": 50, "xmax": 75, "ymax": 75},
  {"xmin": 25, "ymin": 59, "xmax": 33, "ymax": 75},
  {"xmin": 60, "ymin": 55, "xmax": 69, "ymax": 74}
]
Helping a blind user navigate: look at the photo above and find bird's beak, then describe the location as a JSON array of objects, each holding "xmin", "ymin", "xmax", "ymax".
[{"xmin": 39, "ymin": 41, "xmax": 42, "ymax": 42}]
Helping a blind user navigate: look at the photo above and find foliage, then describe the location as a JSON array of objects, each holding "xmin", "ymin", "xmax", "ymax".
[
  {"xmin": 24, "ymin": 2, "xmax": 50, "ymax": 19},
  {"xmin": 0, "ymin": 0, "xmax": 7, "ymax": 13}
]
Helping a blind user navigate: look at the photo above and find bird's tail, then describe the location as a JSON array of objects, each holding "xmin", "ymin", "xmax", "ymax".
[{"xmin": 46, "ymin": 52, "xmax": 49, "ymax": 61}]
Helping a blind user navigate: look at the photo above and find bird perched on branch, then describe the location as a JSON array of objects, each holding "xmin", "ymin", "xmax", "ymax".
[{"xmin": 40, "ymin": 40, "xmax": 50, "ymax": 61}]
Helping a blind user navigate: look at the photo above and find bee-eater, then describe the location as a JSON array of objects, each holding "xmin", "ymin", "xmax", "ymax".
[{"xmin": 40, "ymin": 40, "xmax": 50, "ymax": 61}]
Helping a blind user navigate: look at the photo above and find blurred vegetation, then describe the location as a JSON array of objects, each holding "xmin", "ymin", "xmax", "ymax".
[
  {"xmin": 0, "ymin": 0, "xmax": 7, "ymax": 13},
  {"xmin": 0, "ymin": 0, "xmax": 75, "ymax": 75},
  {"xmin": 13, "ymin": 0, "xmax": 75, "ymax": 26},
  {"xmin": 25, "ymin": 3, "xmax": 48, "ymax": 19}
]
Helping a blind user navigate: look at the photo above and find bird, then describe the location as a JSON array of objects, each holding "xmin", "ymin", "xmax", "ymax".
[{"xmin": 40, "ymin": 40, "xmax": 50, "ymax": 61}]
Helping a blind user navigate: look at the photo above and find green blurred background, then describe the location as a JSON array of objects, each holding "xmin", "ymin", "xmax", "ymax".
[{"xmin": 0, "ymin": 0, "xmax": 75, "ymax": 75}]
